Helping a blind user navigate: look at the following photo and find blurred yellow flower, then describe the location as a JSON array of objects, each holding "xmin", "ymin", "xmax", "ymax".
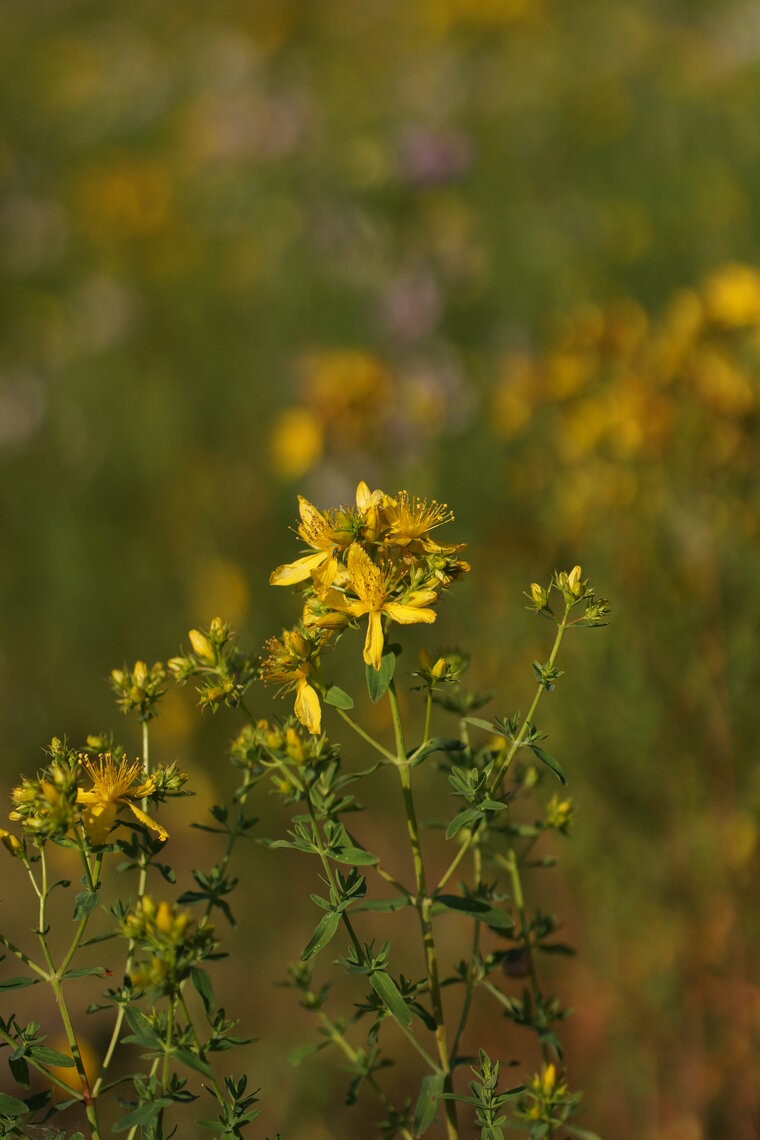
[
  {"xmin": 270, "ymin": 408, "xmax": 323, "ymax": 480},
  {"xmin": 702, "ymin": 263, "xmax": 760, "ymax": 327}
]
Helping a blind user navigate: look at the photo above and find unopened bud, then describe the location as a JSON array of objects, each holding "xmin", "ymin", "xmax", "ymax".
[
  {"xmin": 0, "ymin": 830, "xmax": 23, "ymax": 857},
  {"xmin": 530, "ymin": 582, "xmax": 549, "ymax": 609},
  {"xmin": 542, "ymin": 1063, "xmax": 556, "ymax": 1094},
  {"xmin": 133, "ymin": 661, "xmax": 148, "ymax": 687},
  {"xmin": 432, "ymin": 657, "xmax": 447, "ymax": 679},
  {"xmin": 189, "ymin": 629, "xmax": 215, "ymax": 662},
  {"xmin": 567, "ymin": 566, "xmax": 582, "ymax": 596}
]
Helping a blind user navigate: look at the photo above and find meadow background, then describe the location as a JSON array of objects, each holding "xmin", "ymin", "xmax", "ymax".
[{"xmin": 1, "ymin": 1, "xmax": 759, "ymax": 1137}]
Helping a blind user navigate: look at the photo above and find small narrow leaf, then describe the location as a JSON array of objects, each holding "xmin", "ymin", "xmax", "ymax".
[
  {"xmin": 0, "ymin": 976, "xmax": 38, "ymax": 991},
  {"xmin": 301, "ymin": 910, "xmax": 341, "ymax": 961},
  {"xmin": 410, "ymin": 738, "xmax": 466, "ymax": 767},
  {"xmin": 323, "ymin": 685, "xmax": 354, "ymax": 710},
  {"xmin": 366, "ymin": 651, "xmax": 396, "ymax": 703},
  {"xmin": 530, "ymin": 745, "xmax": 567, "ymax": 785},
  {"xmin": 191, "ymin": 967, "xmax": 215, "ymax": 1016},
  {"xmin": 64, "ymin": 966, "xmax": 108, "ymax": 980},
  {"xmin": 29, "ymin": 1046, "xmax": 75, "ymax": 1067},
  {"xmin": 464, "ymin": 716, "xmax": 501, "ymax": 734},
  {"xmin": 330, "ymin": 846, "xmax": 379, "ymax": 866},
  {"xmin": 369, "ymin": 971, "xmax": 412, "ymax": 1027},
  {"xmin": 113, "ymin": 1098, "xmax": 173, "ymax": 1132},
  {"xmin": 413, "ymin": 1072, "xmax": 444, "ymax": 1136},
  {"xmin": 445, "ymin": 808, "xmax": 480, "ymax": 840},
  {"xmin": 174, "ymin": 1046, "xmax": 213, "ymax": 1078}
]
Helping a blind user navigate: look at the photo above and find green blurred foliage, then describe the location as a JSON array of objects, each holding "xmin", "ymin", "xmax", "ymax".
[{"xmin": 1, "ymin": 0, "xmax": 760, "ymax": 1137}]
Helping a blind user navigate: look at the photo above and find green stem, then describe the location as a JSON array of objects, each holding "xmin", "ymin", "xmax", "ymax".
[
  {"xmin": 59, "ymin": 853, "xmax": 103, "ymax": 977},
  {"xmin": 49, "ymin": 968, "xmax": 100, "ymax": 1135},
  {"xmin": 449, "ymin": 844, "xmax": 482, "ymax": 1066},
  {"xmin": 488, "ymin": 604, "xmax": 570, "ymax": 794},
  {"xmin": 437, "ymin": 607, "xmax": 573, "ymax": 893},
  {"xmin": 35, "ymin": 847, "xmax": 101, "ymax": 1132},
  {"xmin": 0, "ymin": 931, "xmax": 48, "ymax": 979},
  {"xmin": 387, "ymin": 680, "xmax": 459, "ymax": 1140},
  {"xmin": 124, "ymin": 1057, "xmax": 160, "ymax": 1140},
  {"xmin": 161, "ymin": 999, "xmax": 175, "ymax": 1093},
  {"xmin": 423, "ymin": 692, "xmax": 432, "ymax": 745},
  {"xmin": 178, "ymin": 989, "xmax": 227, "ymax": 1106},
  {"xmin": 317, "ymin": 1012, "xmax": 415, "ymax": 1140},
  {"xmin": 92, "ymin": 721, "xmax": 152, "ymax": 1098},
  {"xmin": 0, "ymin": 1023, "xmax": 86, "ymax": 1099},
  {"xmin": 304, "ymin": 794, "xmax": 364, "ymax": 960},
  {"xmin": 205, "ymin": 768, "xmax": 255, "ymax": 922},
  {"xmin": 503, "ymin": 848, "xmax": 549, "ymax": 1065},
  {"xmin": 335, "ymin": 707, "xmax": 397, "ymax": 763}
]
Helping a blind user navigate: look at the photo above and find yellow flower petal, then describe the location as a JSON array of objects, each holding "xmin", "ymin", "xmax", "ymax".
[
  {"xmin": 81, "ymin": 802, "xmax": 118, "ymax": 846},
  {"xmin": 383, "ymin": 602, "xmax": 437, "ymax": 625},
  {"xmin": 294, "ymin": 677, "xmax": 322, "ymax": 735},
  {"xmin": 127, "ymin": 802, "xmax": 169, "ymax": 842},
  {"xmin": 363, "ymin": 610, "xmax": 385, "ymax": 670},
  {"xmin": 347, "ymin": 543, "xmax": 385, "ymax": 608},
  {"xmin": 269, "ymin": 551, "xmax": 327, "ymax": 587}
]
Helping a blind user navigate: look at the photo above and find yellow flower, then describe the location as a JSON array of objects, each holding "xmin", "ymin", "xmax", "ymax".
[
  {"xmin": 76, "ymin": 754, "xmax": 167, "ymax": 846},
  {"xmin": 261, "ymin": 628, "xmax": 324, "ymax": 734},
  {"xmin": 322, "ymin": 543, "xmax": 438, "ymax": 670},
  {"xmin": 384, "ymin": 491, "xmax": 462, "ymax": 553},
  {"xmin": 269, "ymin": 496, "xmax": 343, "ymax": 591}
]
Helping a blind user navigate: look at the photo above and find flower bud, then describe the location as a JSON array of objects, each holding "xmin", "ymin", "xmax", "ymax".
[
  {"xmin": 132, "ymin": 660, "xmax": 148, "ymax": 688},
  {"xmin": 530, "ymin": 582, "xmax": 549, "ymax": 609},
  {"xmin": 189, "ymin": 629, "xmax": 215, "ymax": 662},
  {"xmin": 0, "ymin": 829, "xmax": 23, "ymax": 857},
  {"xmin": 567, "ymin": 565, "xmax": 582, "ymax": 596}
]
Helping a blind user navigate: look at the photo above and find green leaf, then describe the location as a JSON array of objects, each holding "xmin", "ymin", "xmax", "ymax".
[
  {"xmin": 28, "ymin": 1046, "xmax": 75, "ymax": 1067},
  {"xmin": 8, "ymin": 1053, "xmax": 29, "ymax": 1088},
  {"xmin": 352, "ymin": 897, "xmax": 410, "ymax": 914},
  {"xmin": 323, "ymin": 685, "xmax": 354, "ymax": 710},
  {"xmin": 63, "ymin": 965, "xmax": 108, "ymax": 980},
  {"xmin": 0, "ymin": 1092, "xmax": 29, "ymax": 1117},
  {"xmin": 564, "ymin": 1127, "xmax": 604, "ymax": 1139},
  {"xmin": 413, "ymin": 1072, "xmax": 444, "ymax": 1136},
  {"xmin": 174, "ymin": 1045, "xmax": 213, "ymax": 1078},
  {"xmin": 410, "ymin": 737, "xmax": 466, "ymax": 767},
  {"xmin": 301, "ymin": 910, "xmax": 341, "ymax": 961},
  {"xmin": 529, "ymin": 745, "xmax": 567, "ymax": 785},
  {"xmin": 0, "ymin": 976, "xmax": 38, "ymax": 991},
  {"xmin": 366, "ymin": 651, "xmax": 396, "ymax": 703},
  {"xmin": 73, "ymin": 890, "xmax": 99, "ymax": 920},
  {"xmin": 330, "ymin": 846, "xmax": 379, "ymax": 866},
  {"xmin": 113, "ymin": 1098, "xmax": 173, "ymax": 1131},
  {"xmin": 464, "ymin": 716, "xmax": 500, "ymax": 734},
  {"xmin": 368, "ymin": 971, "xmax": 412, "ymax": 1027},
  {"xmin": 445, "ymin": 807, "xmax": 480, "ymax": 840},
  {"xmin": 191, "ymin": 967, "xmax": 215, "ymax": 1016},
  {"xmin": 435, "ymin": 895, "xmax": 514, "ymax": 932}
]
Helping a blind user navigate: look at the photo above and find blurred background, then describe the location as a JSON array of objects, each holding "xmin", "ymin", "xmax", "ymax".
[{"xmin": 1, "ymin": 1, "xmax": 760, "ymax": 1137}]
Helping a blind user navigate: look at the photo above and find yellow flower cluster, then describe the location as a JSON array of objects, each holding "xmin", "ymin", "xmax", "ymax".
[
  {"xmin": 121, "ymin": 896, "xmax": 216, "ymax": 995},
  {"xmin": 5, "ymin": 746, "xmax": 183, "ymax": 850},
  {"xmin": 491, "ymin": 262, "xmax": 760, "ymax": 536},
  {"xmin": 262, "ymin": 481, "xmax": 469, "ymax": 733}
]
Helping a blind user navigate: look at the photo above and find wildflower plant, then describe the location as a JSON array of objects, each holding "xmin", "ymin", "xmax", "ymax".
[{"xmin": 0, "ymin": 481, "xmax": 608, "ymax": 1139}]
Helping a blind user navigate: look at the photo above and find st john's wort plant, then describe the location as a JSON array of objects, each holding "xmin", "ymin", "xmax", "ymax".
[
  {"xmin": 173, "ymin": 481, "xmax": 609, "ymax": 1140},
  {"xmin": 0, "ymin": 656, "xmax": 261, "ymax": 1138}
]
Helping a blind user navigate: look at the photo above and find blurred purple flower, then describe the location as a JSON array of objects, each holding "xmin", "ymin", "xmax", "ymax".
[{"xmin": 397, "ymin": 126, "xmax": 474, "ymax": 187}]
